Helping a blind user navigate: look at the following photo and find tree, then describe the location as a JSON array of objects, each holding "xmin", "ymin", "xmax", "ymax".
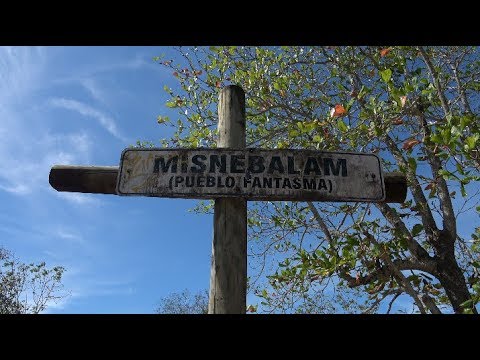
[
  {"xmin": 0, "ymin": 247, "xmax": 67, "ymax": 314},
  {"xmin": 153, "ymin": 46, "xmax": 480, "ymax": 314},
  {"xmin": 155, "ymin": 289, "xmax": 208, "ymax": 314}
]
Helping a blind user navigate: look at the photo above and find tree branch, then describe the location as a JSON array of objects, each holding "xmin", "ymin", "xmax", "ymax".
[
  {"xmin": 387, "ymin": 291, "xmax": 402, "ymax": 314},
  {"xmin": 418, "ymin": 113, "xmax": 457, "ymax": 241},
  {"xmin": 375, "ymin": 202, "xmax": 433, "ymax": 263},
  {"xmin": 421, "ymin": 293, "xmax": 442, "ymax": 314},
  {"xmin": 343, "ymin": 257, "xmax": 436, "ymax": 288},
  {"xmin": 418, "ymin": 47, "xmax": 451, "ymax": 117},
  {"xmin": 363, "ymin": 231, "xmax": 427, "ymax": 314},
  {"xmin": 307, "ymin": 202, "xmax": 334, "ymax": 243},
  {"xmin": 450, "ymin": 61, "xmax": 472, "ymax": 114},
  {"xmin": 384, "ymin": 135, "xmax": 438, "ymax": 239}
]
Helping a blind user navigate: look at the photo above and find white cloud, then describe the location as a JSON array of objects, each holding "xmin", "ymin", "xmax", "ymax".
[
  {"xmin": 55, "ymin": 191, "xmax": 103, "ymax": 206},
  {"xmin": 0, "ymin": 183, "xmax": 30, "ymax": 195},
  {"xmin": 77, "ymin": 53, "xmax": 164, "ymax": 76},
  {"xmin": 56, "ymin": 228, "xmax": 85, "ymax": 245},
  {"xmin": 43, "ymin": 295, "xmax": 75, "ymax": 312},
  {"xmin": 0, "ymin": 121, "xmax": 90, "ymax": 196},
  {"xmin": 0, "ymin": 46, "xmax": 46, "ymax": 104},
  {"xmin": 49, "ymin": 97, "xmax": 128, "ymax": 142},
  {"xmin": 0, "ymin": 47, "xmax": 146, "ymax": 314},
  {"xmin": 65, "ymin": 132, "xmax": 92, "ymax": 156},
  {"xmin": 43, "ymin": 274, "xmax": 136, "ymax": 313},
  {"xmin": 0, "ymin": 47, "xmax": 95, "ymax": 198},
  {"xmin": 79, "ymin": 77, "xmax": 108, "ymax": 105}
]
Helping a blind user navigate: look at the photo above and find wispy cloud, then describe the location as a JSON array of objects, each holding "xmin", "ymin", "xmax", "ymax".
[
  {"xmin": 55, "ymin": 191, "xmax": 104, "ymax": 206},
  {"xmin": 43, "ymin": 274, "xmax": 136, "ymax": 313},
  {"xmin": 0, "ymin": 46, "xmax": 46, "ymax": 104},
  {"xmin": 56, "ymin": 228, "xmax": 86, "ymax": 245},
  {"xmin": 79, "ymin": 77, "xmax": 109, "ymax": 105},
  {"xmin": 76, "ymin": 52, "xmax": 166, "ymax": 77},
  {"xmin": 49, "ymin": 97, "xmax": 128, "ymax": 142},
  {"xmin": 0, "ymin": 47, "xmax": 95, "ymax": 198},
  {"xmin": 0, "ymin": 124, "xmax": 90, "ymax": 196}
]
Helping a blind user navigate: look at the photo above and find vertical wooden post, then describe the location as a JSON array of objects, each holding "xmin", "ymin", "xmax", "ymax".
[{"xmin": 208, "ymin": 85, "xmax": 247, "ymax": 314}]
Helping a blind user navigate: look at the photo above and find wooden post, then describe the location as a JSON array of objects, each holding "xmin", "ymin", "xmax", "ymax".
[
  {"xmin": 208, "ymin": 85, "xmax": 247, "ymax": 314},
  {"xmin": 49, "ymin": 166, "xmax": 407, "ymax": 204}
]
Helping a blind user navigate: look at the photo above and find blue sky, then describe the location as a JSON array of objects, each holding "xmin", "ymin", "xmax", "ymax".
[
  {"xmin": 1, "ymin": 46, "xmax": 477, "ymax": 314},
  {"xmin": 0, "ymin": 46, "xmax": 215, "ymax": 313}
]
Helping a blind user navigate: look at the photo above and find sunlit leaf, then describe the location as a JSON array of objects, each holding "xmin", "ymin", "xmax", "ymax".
[{"xmin": 380, "ymin": 69, "xmax": 392, "ymax": 83}]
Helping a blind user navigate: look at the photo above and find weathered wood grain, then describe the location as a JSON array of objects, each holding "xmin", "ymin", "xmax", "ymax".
[
  {"xmin": 208, "ymin": 85, "xmax": 247, "ymax": 314},
  {"xmin": 49, "ymin": 166, "xmax": 407, "ymax": 203}
]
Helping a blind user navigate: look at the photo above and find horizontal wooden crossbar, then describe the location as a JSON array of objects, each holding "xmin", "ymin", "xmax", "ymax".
[{"xmin": 49, "ymin": 165, "xmax": 407, "ymax": 203}]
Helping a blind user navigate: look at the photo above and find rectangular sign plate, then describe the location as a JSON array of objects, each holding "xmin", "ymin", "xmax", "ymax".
[{"xmin": 116, "ymin": 148, "xmax": 385, "ymax": 202}]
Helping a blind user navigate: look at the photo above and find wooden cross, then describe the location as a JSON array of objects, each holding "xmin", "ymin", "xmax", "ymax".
[{"xmin": 49, "ymin": 86, "xmax": 406, "ymax": 314}]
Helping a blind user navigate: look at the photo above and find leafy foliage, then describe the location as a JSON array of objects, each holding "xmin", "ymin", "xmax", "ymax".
[
  {"xmin": 155, "ymin": 289, "xmax": 208, "ymax": 314},
  {"xmin": 0, "ymin": 247, "xmax": 67, "ymax": 314},
  {"xmin": 153, "ymin": 46, "xmax": 480, "ymax": 313}
]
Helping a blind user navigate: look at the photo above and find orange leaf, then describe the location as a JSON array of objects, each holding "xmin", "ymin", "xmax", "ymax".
[
  {"xmin": 400, "ymin": 96, "xmax": 407, "ymax": 107},
  {"xmin": 392, "ymin": 118, "xmax": 404, "ymax": 125},
  {"xmin": 194, "ymin": 70, "xmax": 202, "ymax": 76},
  {"xmin": 402, "ymin": 138, "xmax": 421, "ymax": 150},
  {"xmin": 425, "ymin": 183, "xmax": 435, "ymax": 191},
  {"xmin": 380, "ymin": 47, "xmax": 393, "ymax": 57},
  {"xmin": 330, "ymin": 104, "xmax": 346, "ymax": 117},
  {"xmin": 172, "ymin": 72, "xmax": 178, "ymax": 77},
  {"xmin": 215, "ymin": 81, "xmax": 221, "ymax": 88}
]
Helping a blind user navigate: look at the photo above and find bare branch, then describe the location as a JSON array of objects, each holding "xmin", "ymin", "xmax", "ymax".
[
  {"xmin": 376, "ymin": 202, "xmax": 433, "ymax": 263},
  {"xmin": 363, "ymin": 231, "xmax": 427, "ymax": 314},
  {"xmin": 418, "ymin": 113, "xmax": 457, "ymax": 241},
  {"xmin": 384, "ymin": 135, "xmax": 438, "ymax": 239},
  {"xmin": 418, "ymin": 47, "xmax": 451, "ymax": 117},
  {"xmin": 387, "ymin": 292, "xmax": 402, "ymax": 314},
  {"xmin": 421, "ymin": 294, "xmax": 442, "ymax": 314}
]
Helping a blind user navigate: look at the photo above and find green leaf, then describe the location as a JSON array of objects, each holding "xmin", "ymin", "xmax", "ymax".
[
  {"xmin": 157, "ymin": 116, "xmax": 168, "ymax": 124},
  {"xmin": 380, "ymin": 69, "xmax": 392, "ymax": 83},
  {"xmin": 337, "ymin": 119, "xmax": 348, "ymax": 133},
  {"xmin": 313, "ymin": 135, "xmax": 322, "ymax": 142},
  {"xmin": 405, "ymin": 83, "xmax": 414, "ymax": 92},
  {"xmin": 430, "ymin": 133, "xmax": 442, "ymax": 144},
  {"xmin": 407, "ymin": 157, "xmax": 417, "ymax": 172},
  {"xmin": 411, "ymin": 224, "xmax": 423, "ymax": 237},
  {"xmin": 166, "ymin": 101, "xmax": 176, "ymax": 108},
  {"xmin": 466, "ymin": 135, "xmax": 479, "ymax": 150},
  {"xmin": 451, "ymin": 126, "xmax": 462, "ymax": 138},
  {"xmin": 442, "ymin": 128, "xmax": 451, "ymax": 143}
]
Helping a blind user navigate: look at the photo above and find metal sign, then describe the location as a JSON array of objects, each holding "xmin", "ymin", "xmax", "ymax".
[{"xmin": 116, "ymin": 148, "xmax": 385, "ymax": 202}]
